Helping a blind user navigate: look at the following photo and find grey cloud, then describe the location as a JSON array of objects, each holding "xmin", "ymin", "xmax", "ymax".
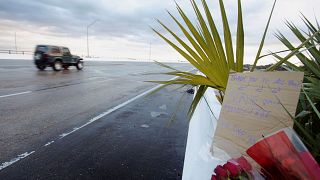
[
  {"xmin": 0, "ymin": 0, "xmax": 176, "ymax": 42},
  {"xmin": 0, "ymin": 0, "xmax": 281, "ymax": 47}
]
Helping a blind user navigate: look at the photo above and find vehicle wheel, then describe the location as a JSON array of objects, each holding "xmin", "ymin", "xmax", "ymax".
[
  {"xmin": 36, "ymin": 64, "xmax": 46, "ymax": 71},
  {"xmin": 63, "ymin": 65, "xmax": 69, "ymax": 70},
  {"xmin": 76, "ymin": 61, "xmax": 84, "ymax": 70},
  {"xmin": 52, "ymin": 61, "xmax": 63, "ymax": 71}
]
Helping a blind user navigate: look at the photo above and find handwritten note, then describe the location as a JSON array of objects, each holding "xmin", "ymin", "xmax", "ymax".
[{"xmin": 212, "ymin": 72, "xmax": 304, "ymax": 158}]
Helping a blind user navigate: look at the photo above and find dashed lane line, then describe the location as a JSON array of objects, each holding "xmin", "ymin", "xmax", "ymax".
[
  {"xmin": 0, "ymin": 91, "xmax": 32, "ymax": 98},
  {"xmin": 0, "ymin": 77, "xmax": 105, "ymax": 99},
  {"xmin": 0, "ymin": 151, "xmax": 35, "ymax": 171}
]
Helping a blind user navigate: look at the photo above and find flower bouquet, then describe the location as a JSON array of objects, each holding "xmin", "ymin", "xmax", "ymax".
[
  {"xmin": 212, "ymin": 128, "xmax": 320, "ymax": 180},
  {"xmin": 211, "ymin": 156, "xmax": 264, "ymax": 180}
]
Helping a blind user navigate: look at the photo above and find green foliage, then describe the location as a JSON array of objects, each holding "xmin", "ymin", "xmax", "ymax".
[
  {"xmin": 268, "ymin": 15, "xmax": 320, "ymax": 161},
  {"xmin": 151, "ymin": 0, "xmax": 244, "ymax": 118},
  {"xmin": 250, "ymin": 0, "xmax": 277, "ymax": 71},
  {"xmin": 151, "ymin": 0, "xmax": 277, "ymax": 118}
]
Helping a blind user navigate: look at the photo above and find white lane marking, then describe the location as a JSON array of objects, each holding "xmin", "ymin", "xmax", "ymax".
[
  {"xmin": 59, "ymin": 83, "xmax": 165, "ymax": 139},
  {"xmin": 0, "ymin": 91, "xmax": 32, "ymax": 98},
  {"xmin": 0, "ymin": 151, "xmax": 35, "ymax": 171},
  {"xmin": 159, "ymin": 104, "xmax": 167, "ymax": 110},
  {"xmin": 87, "ymin": 77, "xmax": 104, "ymax": 80},
  {"xmin": 150, "ymin": 111, "xmax": 168, "ymax": 118},
  {"xmin": 140, "ymin": 124, "xmax": 150, "ymax": 128},
  {"xmin": 58, "ymin": 68, "xmax": 195, "ymax": 139},
  {"xmin": 44, "ymin": 141, "xmax": 55, "ymax": 147},
  {"xmin": 0, "ymin": 77, "xmax": 100, "ymax": 99}
]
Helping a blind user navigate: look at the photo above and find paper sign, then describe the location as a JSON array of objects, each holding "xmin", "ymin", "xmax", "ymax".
[{"xmin": 212, "ymin": 71, "xmax": 304, "ymax": 158}]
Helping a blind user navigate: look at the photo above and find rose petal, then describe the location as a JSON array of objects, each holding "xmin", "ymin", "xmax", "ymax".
[
  {"xmin": 214, "ymin": 165, "xmax": 228, "ymax": 178},
  {"xmin": 233, "ymin": 156, "xmax": 252, "ymax": 171},
  {"xmin": 211, "ymin": 174, "xmax": 217, "ymax": 180},
  {"xmin": 223, "ymin": 162, "xmax": 241, "ymax": 177}
]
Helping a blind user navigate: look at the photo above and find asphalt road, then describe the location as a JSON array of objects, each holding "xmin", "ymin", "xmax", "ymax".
[{"xmin": 0, "ymin": 59, "xmax": 193, "ymax": 179}]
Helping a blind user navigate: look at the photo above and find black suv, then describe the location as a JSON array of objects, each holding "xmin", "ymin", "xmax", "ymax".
[{"xmin": 34, "ymin": 45, "xmax": 84, "ymax": 71}]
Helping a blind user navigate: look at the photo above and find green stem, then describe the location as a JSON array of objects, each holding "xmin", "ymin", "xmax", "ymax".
[{"xmin": 251, "ymin": 0, "xmax": 277, "ymax": 72}]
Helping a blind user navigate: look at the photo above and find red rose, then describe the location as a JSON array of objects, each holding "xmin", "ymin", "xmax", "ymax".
[
  {"xmin": 282, "ymin": 157, "xmax": 296, "ymax": 168},
  {"xmin": 214, "ymin": 165, "xmax": 229, "ymax": 179},
  {"xmin": 211, "ymin": 174, "xmax": 217, "ymax": 180},
  {"xmin": 234, "ymin": 156, "xmax": 252, "ymax": 171},
  {"xmin": 223, "ymin": 162, "xmax": 241, "ymax": 177}
]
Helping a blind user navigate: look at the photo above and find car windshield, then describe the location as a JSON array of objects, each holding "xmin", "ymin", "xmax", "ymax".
[
  {"xmin": 62, "ymin": 48, "xmax": 70, "ymax": 55},
  {"xmin": 36, "ymin": 46, "xmax": 48, "ymax": 53}
]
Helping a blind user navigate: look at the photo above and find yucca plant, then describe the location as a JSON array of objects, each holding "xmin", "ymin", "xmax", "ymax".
[
  {"xmin": 150, "ymin": 0, "xmax": 276, "ymax": 118},
  {"xmin": 261, "ymin": 16, "xmax": 320, "ymax": 162}
]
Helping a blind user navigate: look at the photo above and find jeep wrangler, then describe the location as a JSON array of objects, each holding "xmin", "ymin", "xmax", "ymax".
[{"xmin": 34, "ymin": 45, "xmax": 84, "ymax": 71}]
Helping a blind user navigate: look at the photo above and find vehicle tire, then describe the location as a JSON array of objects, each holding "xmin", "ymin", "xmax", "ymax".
[
  {"xmin": 52, "ymin": 61, "xmax": 63, "ymax": 71},
  {"xmin": 36, "ymin": 64, "xmax": 46, "ymax": 71},
  {"xmin": 76, "ymin": 61, "xmax": 84, "ymax": 70},
  {"xmin": 63, "ymin": 65, "xmax": 69, "ymax": 70}
]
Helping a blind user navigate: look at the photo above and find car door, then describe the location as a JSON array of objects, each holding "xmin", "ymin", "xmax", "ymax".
[{"xmin": 62, "ymin": 47, "xmax": 72, "ymax": 63}]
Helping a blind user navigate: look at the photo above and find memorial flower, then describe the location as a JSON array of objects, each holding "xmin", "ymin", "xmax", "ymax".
[
  {"xmin": 211, "ymin": 128, "xmax": 320, "ymax": 180},
  {"xmin": 212, "ymin": 159, "xmax": 251, "ymax": 180},
  {"xmin": 213, "ymin": 165, "xmax": 228, "ymax": 179},
  {"xmin": 246, "ymin": 129, "xmax": 320, "ymax": 180},
  {"xmin": 230, "ymin": 156, "xmax": 251, "ymax": 172},
  {"xmin": 223, "ymin": 162, "xmax": 241, "ymax": 177}
]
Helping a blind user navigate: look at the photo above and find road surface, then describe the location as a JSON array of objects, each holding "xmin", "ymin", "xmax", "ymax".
[{"xmin": 0, "ymin": 59, "xmax": 193, "ymax": 179}]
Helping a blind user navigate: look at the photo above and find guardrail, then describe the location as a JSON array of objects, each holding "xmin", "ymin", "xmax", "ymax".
[{"xmin": 0, "ymin": 49, "xmax": 33, "ymax": 55}]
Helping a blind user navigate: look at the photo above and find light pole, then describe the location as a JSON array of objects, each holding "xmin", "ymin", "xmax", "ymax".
[
  {"xmin": 14, "ymin": 32, "xmax": 17, "ymax": 53},
  {"xmin": 87, "ymin": 19, "xmax": 98, "ymax": 58},
  {"xmin": 148, "ymin": 42, "xmax": 152, "ymax": 61}
]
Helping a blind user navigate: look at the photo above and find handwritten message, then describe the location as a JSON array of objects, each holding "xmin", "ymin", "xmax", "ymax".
[{"xmin": 212, "ymin": 72, "xmax": 304, "ymax": 158}]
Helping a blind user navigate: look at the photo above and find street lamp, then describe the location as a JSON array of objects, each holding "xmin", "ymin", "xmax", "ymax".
[
  {"xmin": 148, "ymin": 42, "xmax": 152, "ymax": 61},
  {"xmin": 15, "ymin": 32, "xmax": 17, "ymax": 53},
  {"xmin": 87, "ymin": 19, "xmax": 98, "ymax": 58}
]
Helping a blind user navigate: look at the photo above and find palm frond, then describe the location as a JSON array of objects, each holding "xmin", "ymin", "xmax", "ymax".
[
  {"xmin": 188, "ymin": 85, "xmax": 208, "ymax": 119},
  {"xmin": 251, "ymin": 0, "xmax": 277, "ymax": 71},
  {"xmin": 269, "ymin": 15, "xmax": 320, "ymax": 160},
  {"xmin": 235, "ymin": 0, "xmax": 244, "ymax": 72},
  {"xmin": 151, "ymin": 0, "xmax": 245, "ymax": 96},
  {"xmin": 267, "ymin": 29, "xmax": 320, "ymax": 71},
  {"xmin": 219, "ymin": 0, "xmax": 235, "ymax": 70},
  {"xmin": 303, "ymin": 88, "xmax": 320, "ymax": 119}
]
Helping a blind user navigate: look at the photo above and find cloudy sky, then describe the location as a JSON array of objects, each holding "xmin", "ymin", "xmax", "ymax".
[{"xmin": 0, "ymin": 0, "xmax": 319, "ymax": 64}]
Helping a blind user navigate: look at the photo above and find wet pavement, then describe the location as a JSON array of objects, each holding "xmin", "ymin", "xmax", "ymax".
[{"xmin": 0, "ymin": 59, "xmax": 192, "ymax": 179}]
